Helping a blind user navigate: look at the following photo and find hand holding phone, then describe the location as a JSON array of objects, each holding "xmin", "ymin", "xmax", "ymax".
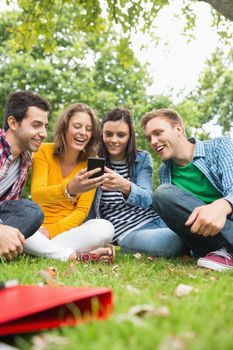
[{"xmin": 87, "ymin": 157, "xmax": 105, "ymax": 178}]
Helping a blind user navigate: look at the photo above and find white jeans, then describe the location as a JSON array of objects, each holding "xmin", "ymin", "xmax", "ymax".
[{"xmin": 23, "ymin": 219, "xmax": 114, "ymax": 261}]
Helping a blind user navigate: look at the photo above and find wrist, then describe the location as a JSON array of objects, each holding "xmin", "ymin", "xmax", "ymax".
[
  {"xmin": 214, "ymin": 198, "xmax": 232, "ymax": 215},
  {"xmin": 65, "ymin": 184, "xmax": 76, "ymax": 201},
  {"xmin": 223, "ymin": 199, "xmax": 233, "ymax": 215},
  {"xmin": 121, "ymin": 179, "xmax": 131, "ymax": 196}
]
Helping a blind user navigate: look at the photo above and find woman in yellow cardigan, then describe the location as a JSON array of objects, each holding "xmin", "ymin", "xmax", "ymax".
[{"xmin": 24, "ymin": 103, "xmax": 114, "ymax": 262}]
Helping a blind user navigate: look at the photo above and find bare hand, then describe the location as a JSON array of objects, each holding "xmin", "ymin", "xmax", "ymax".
[
  {"xmin": 101, "ymin": 167, "xmax": 131, "ymax": 195},
  {"xmin": 39, "ymin": 226, "xmax": 50, "ymax": 238},
  {"xmin": 0, "ymin": 225, "xmax": 25, "ymax": 260},
  {"xmin": 185, "ymin": 199, "xmax": 232, "ymax": 237},
  {"xmin": 67, "ymin": 167, "xmax": 104, "ymax": 195}
]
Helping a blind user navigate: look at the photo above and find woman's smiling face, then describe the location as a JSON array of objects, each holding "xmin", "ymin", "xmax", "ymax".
[
  {"xmin": 102, "ymin": 120, "xmax": 130, "ymax": 161},
  {"xmin": 65, "ymin": 112, "xmax": 92, "ymax": 154}
]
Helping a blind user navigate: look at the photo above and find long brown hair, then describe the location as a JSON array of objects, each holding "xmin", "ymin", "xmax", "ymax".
[{"xmin": 54, "ymin": 103, "xmax": 100, "ymax": 161}]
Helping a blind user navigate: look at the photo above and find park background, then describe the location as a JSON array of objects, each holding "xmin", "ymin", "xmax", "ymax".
[
  {"xmin": 0, "ymin": 0, "xmax": 232, "ymax": 189},
  {"xmin": 0, "ymin": 1, "xmax": 233, "ymax": 349}
]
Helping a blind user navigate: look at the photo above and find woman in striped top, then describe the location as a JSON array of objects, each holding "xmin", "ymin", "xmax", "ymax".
[{"xmin": 90, "ymin": 107, "xmax": 185, "ymax": 257}]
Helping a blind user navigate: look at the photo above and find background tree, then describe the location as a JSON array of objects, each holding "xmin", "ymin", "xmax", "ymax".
[
  {"xmin": 185, "ymin": 48, "xmax": 233, "ymax": 134},
  {"xmin": 0, "ymin": 11, "xmax": 152, "ymax": 137},
  {"xmin": 3, "ymin": 0, "xmax": 233, "ymax": 52},
  {"xmin": 1, "ymin": 2, "xmax": 232, "ymax": 191}
]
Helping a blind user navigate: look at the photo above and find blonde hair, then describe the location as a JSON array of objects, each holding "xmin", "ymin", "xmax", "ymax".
[{"xmin": 141, "ymin": 108, "xmax": 185, "ymax": 132}]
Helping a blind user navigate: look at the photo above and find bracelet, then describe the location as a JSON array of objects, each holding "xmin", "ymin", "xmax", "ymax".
[{"xmin": 65, "ymin": 185, "xmax": 76, "ymax": 201}]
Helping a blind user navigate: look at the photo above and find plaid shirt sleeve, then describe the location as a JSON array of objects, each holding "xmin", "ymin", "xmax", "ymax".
[
  {"xmin": 0, "ymin": 129, "xmax": 31, "ymax": 200},
  {"xmin": 214, "ymin": 137, "xmax": 233, "ymax": 214}
]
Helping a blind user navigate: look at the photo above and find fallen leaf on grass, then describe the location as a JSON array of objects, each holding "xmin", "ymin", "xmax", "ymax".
[
  {"xmin": 133, "ymin": 253, "xmax": 143, "ymax": 260},
  {"xmin": 117, "ymin": 304, "xmax": 170, "ymax": 327},
  {"xmin": 128, "ymin": 304, "xmax": 170, "ymax": 318},
  {"xmin": 209, "ymin": 276, "xmax": 219, "ymax": 281},
  {"xmin": 147, "ymin": 256, "xmax": 157, "ymax": 261},
  {"xmin": 158, "ymin": 335, "xmax": 187, "ymax": 350},
  {"xmin": 117, "ymin": 314, "xmax": 145, "ymax": 327},
  {"xmin": 31, "ymin": 334, "xmax": 69, "ymax": 350},
  {"xmin": 112, "ymin": 264, "xmax": 119, "ymax": 277},
  {"xmin": 47, "ymin": 266, "xmax": 58, "ymax": 278},
  {"xmin": 126, "ymin": 284, "xmax": 141, "ymax": 294},
  {"xmin": 175, "ymin": 283, "xmax": 199, "ymax": 297},
  {"xmin": 62, "ymin": 262, "xmax": 79, "ymax": 277},
  {"xmin": 158, "ymin": 332, "xmax": 196, "ymax": 350},
  {"xmin": 39, "ymin": 267, "xmax": 63, "ymax": 286},
  {"xmin": 93, "ymin": 267, "xmax": 108, "ymax": 277},
  {"xmin": 179, "ymin": 255, "xmax": 194, "ymax": 262},
  {"xmin": 112, "ymin": 264, "xmax": 119, "ymax": 272}
]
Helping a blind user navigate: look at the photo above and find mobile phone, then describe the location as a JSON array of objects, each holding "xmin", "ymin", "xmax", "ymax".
[{"xmin": 87, "ymin": 157, "xmax": 105, "ymax": 178}]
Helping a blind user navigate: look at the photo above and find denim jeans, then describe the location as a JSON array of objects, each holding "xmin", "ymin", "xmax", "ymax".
[
  {"xmin": 153, "ymin": 184, "xmax": 233, "ymax": 257},
  {"xmin": 0, "ymin": 199, "xmax": 44, "ymax": 239},
  {"xmin": 118, "ymin": 217, "xmax": 185, "ymax": 257}
]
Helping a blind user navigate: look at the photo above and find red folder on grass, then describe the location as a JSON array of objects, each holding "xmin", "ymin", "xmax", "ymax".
[{"xmin": 0, "ymin": 285, "xmax": 113, "ymax": 336}]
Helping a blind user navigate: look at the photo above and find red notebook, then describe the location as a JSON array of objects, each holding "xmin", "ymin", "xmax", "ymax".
[{"xmin": 0, "ymin": 285, "xmax": 113, "ymax": 336}]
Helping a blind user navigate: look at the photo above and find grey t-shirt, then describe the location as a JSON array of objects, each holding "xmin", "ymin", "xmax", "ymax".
[{"xmin": 0, "ymin": 158, "xmax": 20, "ymax": 197}]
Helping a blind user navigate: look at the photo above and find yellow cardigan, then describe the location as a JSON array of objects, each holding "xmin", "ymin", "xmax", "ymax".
[{"xmin": 31, "ymin": 143, "xmax": 96, "ymax": 238}]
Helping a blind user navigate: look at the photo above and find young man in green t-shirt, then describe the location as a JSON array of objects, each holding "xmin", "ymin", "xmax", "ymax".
[{"xmin": 141, "ymin": 108, "xmax": 233, "ymax": 271}]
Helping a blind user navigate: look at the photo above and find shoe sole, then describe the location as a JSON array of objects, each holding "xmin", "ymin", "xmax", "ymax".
[{"xmin": 197, "ymin": 258, "xmax": 233, "ymax": 271}]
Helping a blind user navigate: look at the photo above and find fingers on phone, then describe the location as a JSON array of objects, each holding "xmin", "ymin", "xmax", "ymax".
[
  {"xmin": 90, "ymin": 167, "xmax": 101, "ymax": 175},
  {"xmin": 87, "ymin": 167, "xmax": 103, "ymax": 179}
]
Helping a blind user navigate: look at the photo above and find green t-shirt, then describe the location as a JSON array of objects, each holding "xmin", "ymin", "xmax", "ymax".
[{"xmin": 171, "ymin": 162, "xmax": 222, "ymax": 204}]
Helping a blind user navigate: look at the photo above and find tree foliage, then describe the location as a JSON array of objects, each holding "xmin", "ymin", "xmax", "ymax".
[
  {"xmin": 3, "ymin": 0, "xmax": 233, "ymax": 52},
  {"xmin": 186, "ymin": 48, "xmax": 233, "ymax": 134},
  {"xmin": 1, "ymin": 2, "xmax": 232, "ymax": 189},
  {"xmin": 0, "ymin": 10, "xmax": 153, "ymax": 137}
]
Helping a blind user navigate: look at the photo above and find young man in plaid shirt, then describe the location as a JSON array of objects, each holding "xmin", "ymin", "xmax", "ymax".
[
  {"xmin": 141, "ymin": 108, "xmax": 233, "ymax": 271},
  {"xmin": 0, "ymin": 91, "xmax": 50, "ymax": 260}
]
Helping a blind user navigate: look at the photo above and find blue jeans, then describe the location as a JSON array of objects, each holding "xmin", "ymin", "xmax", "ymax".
[
  {"xmin": 153, "ymin": 184, "xmax": 233, "ymax": 257},
  {"xmin": 0, "ymin": 199, "xmax": 44, "ymax": 239},
  {"xmin": 118, "ymin": 217, "xmax": 185, "ymax": 257}
]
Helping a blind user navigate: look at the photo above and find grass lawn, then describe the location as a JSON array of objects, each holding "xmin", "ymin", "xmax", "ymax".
[{"xmin": 1, "ymin": 250, "xmax": 233, "ymax": 350}]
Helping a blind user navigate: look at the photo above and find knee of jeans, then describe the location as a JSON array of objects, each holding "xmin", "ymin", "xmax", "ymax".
[
  {"xmin": 24, "ymin": 200, "xmax": 44, "ymax": 226},
  {"xmin": 152, "ymin": 184, "xmax": 174, "ymax": 211}
]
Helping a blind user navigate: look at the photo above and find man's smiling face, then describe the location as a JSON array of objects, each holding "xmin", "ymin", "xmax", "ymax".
[
  {"xmin": 13, "ymin": 106, "xmax": 48, "ymax": 153},
  {"xmin": 144, "ymin": 116, "xmax": 183, "ymax": 162}
]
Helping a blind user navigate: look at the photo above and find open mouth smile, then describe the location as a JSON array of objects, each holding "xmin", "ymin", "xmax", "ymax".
[
  {"xmin": 32, "ymin": 138, "xmax": 42, "ymax": 146},
  {"xmin": 156, "ymin": 145, "xmax": 165, "ymax": 153},
  {"xmin": 74, "ymin": 137, "xmax": 86, "ymax": 145}
]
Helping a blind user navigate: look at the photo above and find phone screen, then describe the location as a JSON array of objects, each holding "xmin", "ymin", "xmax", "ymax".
[{"xmin": 87, "ymin": 157, "xmax": 105, "ymax": 178}]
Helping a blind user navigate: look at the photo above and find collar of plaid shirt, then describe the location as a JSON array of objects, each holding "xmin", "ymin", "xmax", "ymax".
[{"xmin": 0, "ymin": 128, "xmax": 31, "ymax": 200}]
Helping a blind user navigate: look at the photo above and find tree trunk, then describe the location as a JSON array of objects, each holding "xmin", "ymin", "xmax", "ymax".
[{"xmin": 201, "ymin": 0, "xmax": 233, "ymax": 21}]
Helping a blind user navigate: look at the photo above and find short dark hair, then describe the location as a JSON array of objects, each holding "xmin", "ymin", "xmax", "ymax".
[
  {"xmin": 4, "ymin": 91, "xmax": 51, "ymax": 130},
  {"xmin": 101, "ymin": 107, "xmax": 137, "ymax": 179}
]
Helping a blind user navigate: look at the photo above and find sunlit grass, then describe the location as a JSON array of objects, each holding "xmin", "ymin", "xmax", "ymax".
[{"xmin": 1, "ymin": 250, "xmax": 233, "ymax": 350}]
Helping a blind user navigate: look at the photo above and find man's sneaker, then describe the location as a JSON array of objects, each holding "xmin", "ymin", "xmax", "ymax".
[{"xmin": 197, "ymin": 248, "xmax": 233, "ymax": 271}]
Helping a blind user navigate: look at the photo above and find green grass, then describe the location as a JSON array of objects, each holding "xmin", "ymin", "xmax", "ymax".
[{"xmin": 1, "ymin": 251, "xmax": 233, "ymax": 350}]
